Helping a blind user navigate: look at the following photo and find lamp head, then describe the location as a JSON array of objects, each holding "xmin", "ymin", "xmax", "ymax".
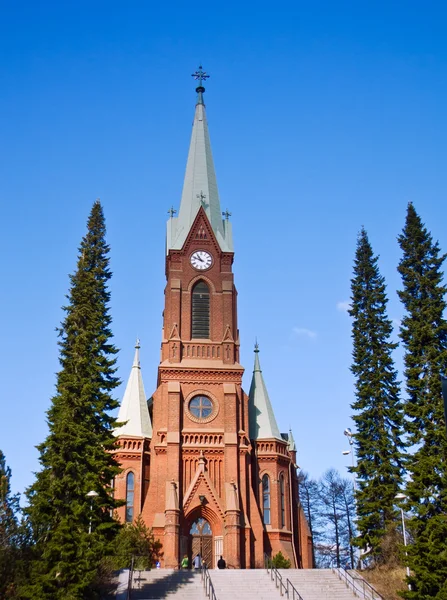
[
  {"xmin": 342, "ymin": 450, "xmax": 351, "ymax": 455},
  {"xmin": 86, "ymin": 490, "xmax": 99, "ymax": 498},
  {"xmin": 395, "ymin": 493, "xmax": 407, "ymax": 500},
  {"xmin": 344, "ymin": 428, "xmax": 352, "ymax": 437}
]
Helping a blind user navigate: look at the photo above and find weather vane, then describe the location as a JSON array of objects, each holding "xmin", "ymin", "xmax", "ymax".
[{"xmin": 192, "ymin": 65, "xmax": 210, "ymax": 87}]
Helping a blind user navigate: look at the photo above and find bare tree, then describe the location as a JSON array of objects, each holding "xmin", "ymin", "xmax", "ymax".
[
  {"xmin": 299, "ymin": 469, "xmax": 357, "ymax": 569},
  {"xmin": 298, "ymin": 471, "xmax": 322, "ymax": 568},
  {"xmin": 317, "ymin": 469, "xmax": 357, "ymax": 568},
  {"xmin": 337, "ymin": 477, "xmax": 356, "ymax": 569},
  {"xmin": 320, "ymin": 469, "xmax": 343, "ymax": 567}
]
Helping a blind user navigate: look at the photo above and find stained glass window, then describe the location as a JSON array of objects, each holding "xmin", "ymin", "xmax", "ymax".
[
  {"xmin": 280, "ymin": 473, "xmax": 285, "ymax": 528},
  {"xmin": 189, "ymin": 396, "xmax": 213, "ymax": 419},
  {"xmin": 126, "ymin": 472, "xmax": 134, "ymax": 523},
  {"xmin": 190, "ymin": 518, "xmax": 212, "ymax": 535},
  {"xmin": 262, "ymin": 474, "xmax": 271, "ymax": 525}
]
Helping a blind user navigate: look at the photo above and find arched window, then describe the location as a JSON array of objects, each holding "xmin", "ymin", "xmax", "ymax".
[
  {"xmin": 280, "ymin": 473, "xmax": 285, "ymax": 528},
  {"xmin": 192, "ymin": 281, "xmax": 210, "ymax": 338},
  {"xmin": 262, "ymin": 474, "xmax": 271, "ymax": 525},
  {"xmin": 126, "ymin": 472, "xmax": 135, "ymax": 523}
]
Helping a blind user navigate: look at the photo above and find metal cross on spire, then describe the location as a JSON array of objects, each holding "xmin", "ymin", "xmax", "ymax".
[
  {"xmin": 168, "ymin": 206, "xmax": 177, "ymax": 218},
  {"xmin": 222, "ymin": 209, "xmax": 232, "ymax": 221},
  {"xmin": 192, "ymin": 65, "xmax": 210, "ymax": 87},
  {"xmin": 196, "ymin": 190, "xmax": 207, "ymax": 204}
]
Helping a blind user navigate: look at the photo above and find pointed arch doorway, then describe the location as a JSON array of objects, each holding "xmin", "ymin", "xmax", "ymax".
[{"xmin": 190, "ymin": 517, "xmax": 213, "ymax": 567}]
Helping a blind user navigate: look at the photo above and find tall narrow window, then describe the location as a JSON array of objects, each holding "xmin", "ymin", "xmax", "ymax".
[
  {"xmin": 262, "ymin": 474, "xmax": 271, "ymax": 525},
  {"xmin": 192, "ymin": 281, "xmax": 210, "ymax": 338},
  {"xmin": 126, "ymin": 472, "xmax": 135, "ymax": 523},
  {"xmin": 280, "ymin": 473, "xmax": 285, "ymax": 528}
]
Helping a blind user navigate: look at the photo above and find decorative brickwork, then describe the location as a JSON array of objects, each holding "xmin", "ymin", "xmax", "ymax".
[
  {"xmin": 114, "ymin": 206, "xmax": 313, "ymax": 569},
  {"xmin": 113, "ymin": 77, "xmax": 313, "ymax": 566}
]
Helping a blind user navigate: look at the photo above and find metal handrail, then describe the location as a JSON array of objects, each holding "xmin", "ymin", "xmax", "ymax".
[
  {"xmin": 264, "ymin": 553, "xmax": 304, "ymax": 600},
  {"xmin": 332, "ymin": 567, "xmax": 383, "ymax": 600},
  {"xmin": 127, "ymin": 555, "xmax": 135, "ymax": 600},
  {"xmin": 201, "ymin": 563, "xmax": 218, "ymax": 600}
]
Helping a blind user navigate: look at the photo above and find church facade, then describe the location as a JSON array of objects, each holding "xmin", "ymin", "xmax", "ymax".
[{"xmin": 113, "ymin": 70, "xmax": 313, "ymax": 569}]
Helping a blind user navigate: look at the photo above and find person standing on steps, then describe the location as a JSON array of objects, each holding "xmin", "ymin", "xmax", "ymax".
[
  {"xmin": 217, "ymin": 556, "xmax": 226, "ymax": 569},
  {"xmin": 193, "ymin": 553, "xmax": 202, "ymax": 570},
  {"xmin": 181, "ymin": 555, "xmax": 189, "ymax": 569}
]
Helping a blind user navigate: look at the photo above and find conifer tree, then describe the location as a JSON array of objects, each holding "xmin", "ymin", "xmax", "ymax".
[
  {"xmin": 349, "ymin": 228, "xmax": 404, "ymax": 562},
  {"xmin": 0, "ymin": 449, "xmax": 21, "ymax": 598},
  {"xmin": 24, "ymin": 201, "xmax": 122, "ymax": 599},
  {"xmin": 397, "ymin": 203, "xmax": 447, "ymax": 598}
]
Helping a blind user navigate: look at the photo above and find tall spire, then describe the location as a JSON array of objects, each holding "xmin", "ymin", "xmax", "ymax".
[
  {"xmin": 167, "ymin": 66, "xmax": 233, "ymax": 253},
  {"xmin": 248, "ymin": 343, "xmax": 282, "ymax": 440},
  {"xmin": 114, "ymin": 339, "xmax": 152, "ymax": 438}
]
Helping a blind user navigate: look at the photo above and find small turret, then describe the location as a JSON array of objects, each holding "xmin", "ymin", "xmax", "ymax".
[
  {"xmin": 248, "ymin": 342, "xmax": 282, "ymax": 440},
  {"xmin": 114, "ymin": 339, "xmax": 152, "ymax": 438}
]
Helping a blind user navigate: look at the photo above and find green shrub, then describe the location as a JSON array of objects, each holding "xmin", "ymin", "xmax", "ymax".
[
  {"xmin": 111, "ymin": 515, "xmax": 163, "ymax": 570},
  {"xmin": 272, "ymin": 551, "xmax": 291, "ymax": 569}
]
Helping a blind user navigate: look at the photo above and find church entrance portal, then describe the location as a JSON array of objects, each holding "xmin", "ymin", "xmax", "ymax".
[{"xmin": 190, "ymin": 518, "xmax": 213, "ymax": 567}]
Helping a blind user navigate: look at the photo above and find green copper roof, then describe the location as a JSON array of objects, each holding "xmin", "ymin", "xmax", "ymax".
[
  {"xmin": 114, "ymin": 340, "xmax": 152, "ymax": 439},
  {"xmin": 248, "ymin": 344, "xmax": 282, "ymax": 441},
  {"xmin": 167, "ymin": 80, "xmax": 233, "ymax": 253}
]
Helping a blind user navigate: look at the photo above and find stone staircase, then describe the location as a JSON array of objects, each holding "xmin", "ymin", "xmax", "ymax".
[
  {"xmin": 277, "ymin": 569, "xmax": 358, "ymax": 600},
  {"xmin": 210, "ymin": 568, "xmax": 281, "ymax": 599},
  {"xmin": 117, "ymin": 568, "xmax": 207, "ymax": 599},
  {"xmin": 114, "ymin": 567, "xmax": 360, "ymax": 600}
]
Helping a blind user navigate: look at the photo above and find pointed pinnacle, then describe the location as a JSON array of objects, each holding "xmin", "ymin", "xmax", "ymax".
[{"xmin": 133, "ymin": 339, "xmax": 141, "ymax": 368}]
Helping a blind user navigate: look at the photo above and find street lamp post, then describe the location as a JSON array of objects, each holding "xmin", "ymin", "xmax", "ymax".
[
  {"xmin": 343, "ymin": 428, "xmax": 356, "ymax": 490},
  {"xmin": 395, "ymin": 493, "xmax": 411, "ymax": 591},
  {"xmin": 86, "ymin": 490, "xmax": 99, "ymax": 535},
  {"xmin": 342, "ymin": 428, "xmax": 358, "ymax": 569}
]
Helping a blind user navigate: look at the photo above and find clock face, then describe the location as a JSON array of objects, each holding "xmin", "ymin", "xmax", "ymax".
[{"xmin": 190, "ymin": 250, "xmax": 213, "ymax": 271}]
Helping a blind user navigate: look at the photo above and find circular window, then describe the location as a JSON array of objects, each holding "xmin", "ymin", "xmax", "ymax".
[{"xmin": 189, "ymin": 396, "xmax": 213, "ymax": 419}]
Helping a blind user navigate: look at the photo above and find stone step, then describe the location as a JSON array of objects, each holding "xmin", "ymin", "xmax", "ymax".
[
  {"xmin": 127, "ymin": 570, "xmax": 207, "ymax": 600},
  {"xmin": 116, "ymin": 568, "xmax": 359, "ymax": 600},
  {"xmin": 276, "ymin": 569, "xmax": 357, "ymax": 600},
  {"xmin": 210, "ymin": 569, "xmax": 281, "ymax": 600}
]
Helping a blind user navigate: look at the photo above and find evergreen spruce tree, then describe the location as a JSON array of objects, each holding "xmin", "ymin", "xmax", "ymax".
[
  {"xmin": 397, "ymin": 203, "xmax": 447, "ymax": 598},
  {"xmin": 24, "ymin": 201, "xmax": 122, "ymax": 599},
  {"xmin": 0, "ymin": 449, "xmax": 21, "ymax": 598},
  {"xmin": 349, "ymin": 228, "xmax": 404, "ymax": 562}
]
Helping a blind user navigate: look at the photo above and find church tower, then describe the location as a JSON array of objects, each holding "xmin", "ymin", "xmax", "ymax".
[{"xmin": 113, "ymin": 67, "xmax": 313, "ymax": 569}]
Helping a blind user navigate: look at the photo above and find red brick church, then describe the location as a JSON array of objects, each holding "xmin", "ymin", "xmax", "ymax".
[{"xmin": 113, "ymin": 67, "xmax": 313, "ymax": 569}]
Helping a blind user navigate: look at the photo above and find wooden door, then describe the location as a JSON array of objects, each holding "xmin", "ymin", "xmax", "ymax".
[{"xmin": 190, "ymin": 517, "xmax": 213, "ymax": 568}]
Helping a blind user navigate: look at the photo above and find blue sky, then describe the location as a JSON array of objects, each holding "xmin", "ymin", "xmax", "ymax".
[{"xmin": 1, "ymin": 1, "xmax": 447, "ymax": 498}]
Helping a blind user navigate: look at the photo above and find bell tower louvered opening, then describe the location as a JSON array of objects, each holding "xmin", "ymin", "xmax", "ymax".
[{"xmin": 192, "ymin": 281, "xmax": 210, "ymax": 338}]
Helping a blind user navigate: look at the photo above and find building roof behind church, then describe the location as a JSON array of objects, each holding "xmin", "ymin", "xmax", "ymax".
[
  {"xmin": 248, "ymin": 344, "xmax": 282, "ymax": 441},
  {"xmin": 167, "ymin": 68, "xmax": 233, "ymax": 253},
  {"xmin": 114, "ymin": 340, "xmax": 152, "ymax": 439}
]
